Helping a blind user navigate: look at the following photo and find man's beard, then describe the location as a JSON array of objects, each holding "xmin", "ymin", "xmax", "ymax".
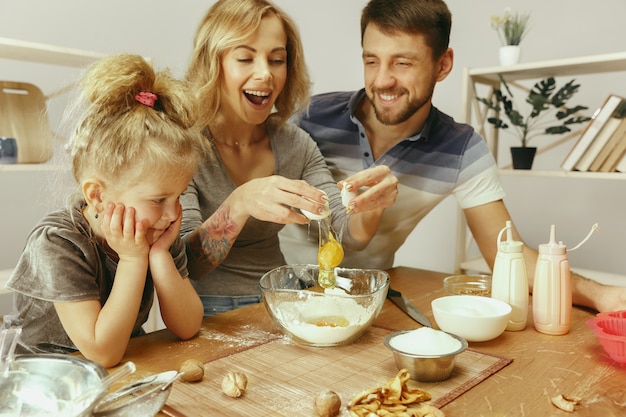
[{"xmin": 368, "ymin": 87, "xmax": 433, "ymax": 126}]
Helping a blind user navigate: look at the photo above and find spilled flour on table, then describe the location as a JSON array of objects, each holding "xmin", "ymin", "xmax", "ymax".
[{"xmin": 197, "ymin": 324, "xmax": 282, "ymax": 348}]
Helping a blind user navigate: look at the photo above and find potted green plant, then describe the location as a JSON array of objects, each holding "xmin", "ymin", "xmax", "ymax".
[
  {"xmin": 491, "ymin": 9, "xmax": 531, "ymax": 65},
  {"xmin": 477, "ymin": 76, "xmax": 591, "ymax": 169}
]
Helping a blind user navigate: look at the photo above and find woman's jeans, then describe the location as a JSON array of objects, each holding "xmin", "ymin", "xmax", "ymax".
[{"xmin": 199, "ymin": 294, "xmax": 262, "ymax": 317}]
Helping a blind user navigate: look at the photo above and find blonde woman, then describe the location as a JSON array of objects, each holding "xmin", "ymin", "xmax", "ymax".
[{"xmin": 181, "ymin": 0, "xmax": 398, "ymax": 316}]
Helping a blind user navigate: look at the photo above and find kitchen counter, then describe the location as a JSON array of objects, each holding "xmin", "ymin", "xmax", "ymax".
[{"xmin": 114, "ymin": 267, "xmax": 625, "ymax": 416}]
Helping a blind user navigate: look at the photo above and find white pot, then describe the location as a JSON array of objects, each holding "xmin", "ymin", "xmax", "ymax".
[{"xmin": 499, "ymin": 45, "xmax": 521, "ymax": 66}]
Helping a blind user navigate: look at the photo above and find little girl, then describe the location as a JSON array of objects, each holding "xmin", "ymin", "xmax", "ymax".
[{"xmin": 5, "ymin": 54, "xmax": 207, "ymax": 367}]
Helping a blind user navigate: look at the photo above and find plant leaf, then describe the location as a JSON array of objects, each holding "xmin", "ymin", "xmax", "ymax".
[
  {"xmin": 527, "ymin": 77, "xmax": 554, "ymax": 117},
  {"xmin": 487, "ymin": 117, "xmax": 508, "ymax": 129},
  {"xmin": 493, "ymin": 89, "xmax": 526, "ymax": 128},
  {"xmin": 551, "ymin": 79, "xmax": 581, "ymax": 107},
  {"xmin": 477, "ymin": 97, "xmax": 500, "ymax": 111},
  {"xmin": 563, "ymin": 116, "xmax": 591, "ymax": 125},
  {"xmin": 506, "ymin": 108, "xmax": 526, "ymax": 127},
  {"xmin": 545, "ymin": 126, "xmax": 572, "ymax": 134},
  {"xmin": 527, "ymin": 93, "xmax": 550, "ymax": 118},
  {"xmin": 556, "ymin": 105, "xmax": 589, "ymax": 119}
]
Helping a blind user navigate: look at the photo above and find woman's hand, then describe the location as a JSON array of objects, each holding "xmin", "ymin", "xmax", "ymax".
[{"xmin": 231, "ymin": 175, "xmax": 329, "ymax": 224}]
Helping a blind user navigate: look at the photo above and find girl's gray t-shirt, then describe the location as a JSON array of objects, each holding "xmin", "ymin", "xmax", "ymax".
[{"xmin": 5, "ymin": 201, "xmax": 188, "ymax": 354}]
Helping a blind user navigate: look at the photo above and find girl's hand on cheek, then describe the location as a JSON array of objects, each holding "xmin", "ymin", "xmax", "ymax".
[
  {"xmin": 151, "ymin": 204, "xmax": 182, "ymax": 254},
  {"xmin": 101, "ymin": 202, "xmax": 149, "ymax": 261}
]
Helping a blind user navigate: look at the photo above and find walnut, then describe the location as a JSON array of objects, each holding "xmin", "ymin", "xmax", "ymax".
[
  {"xmin": 221, "ymin": 371, "xmax": 248, "ymax": 398},
  {"xmin": 551, "ymin": 394, "xmax": 581, "ymax": 412},
  {"xmin": 314, "ymin": 390, "xmax": 341, "ymax": 417},
  {"xmin": 179, "ymin": 358, "xmax": 205, "ymax": 382}
]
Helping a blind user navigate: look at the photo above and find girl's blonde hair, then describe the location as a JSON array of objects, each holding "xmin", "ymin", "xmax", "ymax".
[
  {"xmin": 186, "ymin": 0, "xmax": 311, "ymax": 128},
  {"xmin": 68, "ymin": 53, "xmax": 207, "ymax": 187}
]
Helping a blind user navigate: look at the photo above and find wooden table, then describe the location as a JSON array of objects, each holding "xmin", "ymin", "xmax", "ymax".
[{"xmin": 116, "ymin": 267, "xmax": 625, "ymax": 416}]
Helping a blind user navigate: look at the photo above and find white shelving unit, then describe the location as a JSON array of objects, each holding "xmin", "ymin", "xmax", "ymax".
[
  {"xmin": 457, "ymin": 51, "xmax": 626, "ymax": 273},
  {"xmin": 0, "ymin": 37, "xmax": 105, "ymax": 67},
  {"xmin": 0, "ymin": 37, "xmax": 107, "ymax": 170}
]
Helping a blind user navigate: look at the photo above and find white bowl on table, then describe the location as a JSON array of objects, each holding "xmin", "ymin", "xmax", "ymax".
[{"xmin": 431, "ymin": 295, "xmax": 512, "ymax": 342}]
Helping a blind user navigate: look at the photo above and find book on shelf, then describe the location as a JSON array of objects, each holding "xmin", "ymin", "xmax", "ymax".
[
  {"xmin": 599, "ymin": 119, "xmax": 626, "ymax": 172},
  {"xmin": 575, "ymin": 116, "xmax": 621, "ymax": 171},
  {"xmin": 586, "ymin": 99, "xmax": 626, "ymax": 171},
  {"xmin": 593, "ymin": 117, "xmax": 626, "ymax": 171},
  {"xmin": 615, "ymin": 151, "xmax": 626, "ymax": 173},
  {"xmin": 561, "ymin": 94, "xmax": 625, "ymax": 171}
]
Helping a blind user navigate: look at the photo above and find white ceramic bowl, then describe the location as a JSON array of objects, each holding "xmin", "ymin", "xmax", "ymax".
[
  {"xmin": 260, "ymin": 264, "xmax": 389, "ymax": 347},
  {"xmin": 431, "ymin": 295, "xmax": 512, "ymax": 342}
]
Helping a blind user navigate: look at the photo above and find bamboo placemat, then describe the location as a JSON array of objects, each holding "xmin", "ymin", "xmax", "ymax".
[{"xmin": 164, "ymin": 326, "xmax": 512, "ymax": 416}]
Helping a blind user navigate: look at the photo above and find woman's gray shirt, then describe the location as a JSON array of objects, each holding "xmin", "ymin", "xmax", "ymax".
[{"xmin": 180, "ymin": 121, "xmax": 358, "ymax": 297}]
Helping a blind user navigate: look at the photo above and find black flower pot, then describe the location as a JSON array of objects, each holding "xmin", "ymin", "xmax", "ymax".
[{"xmin": 510, "ymin": 147, "xmax": 536, "ymax": 170}]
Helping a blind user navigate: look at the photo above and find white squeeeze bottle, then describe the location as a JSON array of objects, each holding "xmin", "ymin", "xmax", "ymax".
[{"xmin": 491, "ymin": 220, "xmax": 528, "ymax": 331}]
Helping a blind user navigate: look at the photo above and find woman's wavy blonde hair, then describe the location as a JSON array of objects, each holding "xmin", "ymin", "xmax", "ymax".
[{"xmin": 186, "ymin": 0, "xmax": 311, "ymax": 128}]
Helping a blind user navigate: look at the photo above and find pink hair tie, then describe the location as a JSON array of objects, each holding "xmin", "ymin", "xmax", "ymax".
[{"xmin": 135, "ymin": 91, "xmax": 158, "ymax": 108}]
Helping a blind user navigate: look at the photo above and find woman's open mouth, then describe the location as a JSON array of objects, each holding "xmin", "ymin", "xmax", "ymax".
[{"xmin": 244, "ymin": 89, "xmax": 271, "ymax": 105}]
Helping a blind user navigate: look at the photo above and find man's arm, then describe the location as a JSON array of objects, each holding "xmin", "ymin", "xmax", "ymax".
[{"xmin": 463, "ymin": 200, "xmax": 521, "ymax": 272}]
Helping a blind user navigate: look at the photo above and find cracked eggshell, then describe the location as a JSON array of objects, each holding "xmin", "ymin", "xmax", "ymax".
[
  {"xmin": 302, "ymin": 206, "xmax": 331, "ymax": 220},
  {"xmin": 301, "ymin": 195, "xmax": 331, "ymax": 220},
  {"xmin": 341, "ymin": 185, "xmax": 357, "ymax": 208}
]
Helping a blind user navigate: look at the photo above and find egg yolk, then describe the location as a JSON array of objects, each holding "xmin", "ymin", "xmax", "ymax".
[{"xmin": 318, "ymin": 222, "xmax": 344, "ymax": 289}]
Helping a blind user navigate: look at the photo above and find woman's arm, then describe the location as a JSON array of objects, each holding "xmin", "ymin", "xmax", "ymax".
[{"xmin": 183, "ymin": 175, "xmax": 329, "ymax": 279}]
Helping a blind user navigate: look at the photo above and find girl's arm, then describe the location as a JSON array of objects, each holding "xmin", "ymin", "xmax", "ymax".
[
  {"xmin": 55, "ymin": 203, "xmax": 150, "ymax": 368},
  {"xmin": 150, "ymin": 251, "xmax": 203, "ymax": 339},
  {"xmin": 149, "ymin": 207, "xmax": 203, "ymax": 338},
  {"xmin": 54, "ymin": 258, "xmax": 148, "ymax": 368}
]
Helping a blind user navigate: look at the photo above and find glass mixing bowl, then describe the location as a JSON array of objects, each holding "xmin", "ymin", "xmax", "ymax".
[{"xmin": 259, "ymin": 264, "xmax": 389, "ymax": 347}]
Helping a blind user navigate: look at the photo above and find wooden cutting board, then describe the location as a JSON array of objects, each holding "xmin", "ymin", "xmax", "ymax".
[
  {"xmin": 163, "ymin": 326, "xmax": 512, "ymax": 416},
  {"xmin": 0, "ymin": 81, "xmax": 53, "ymax": 163}
]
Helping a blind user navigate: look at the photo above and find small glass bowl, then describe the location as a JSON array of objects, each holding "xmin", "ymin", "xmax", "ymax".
[
  {"xmin": 260, "ymin": 264, "xmax": 389, "ymax": 347},
  {"xmin": 443, "ymin": 274, "xmax": 492, "ymax": 297}
]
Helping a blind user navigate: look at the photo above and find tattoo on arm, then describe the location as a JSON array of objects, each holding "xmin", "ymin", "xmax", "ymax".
[{"xmin": 190, "ymin": 204, "xmax": 240, "ymax": 267}]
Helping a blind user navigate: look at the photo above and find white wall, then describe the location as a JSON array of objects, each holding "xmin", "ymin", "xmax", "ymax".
[{"xmin": 1, "ymin": 0, "xmax": 626, "ymax": 279}]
